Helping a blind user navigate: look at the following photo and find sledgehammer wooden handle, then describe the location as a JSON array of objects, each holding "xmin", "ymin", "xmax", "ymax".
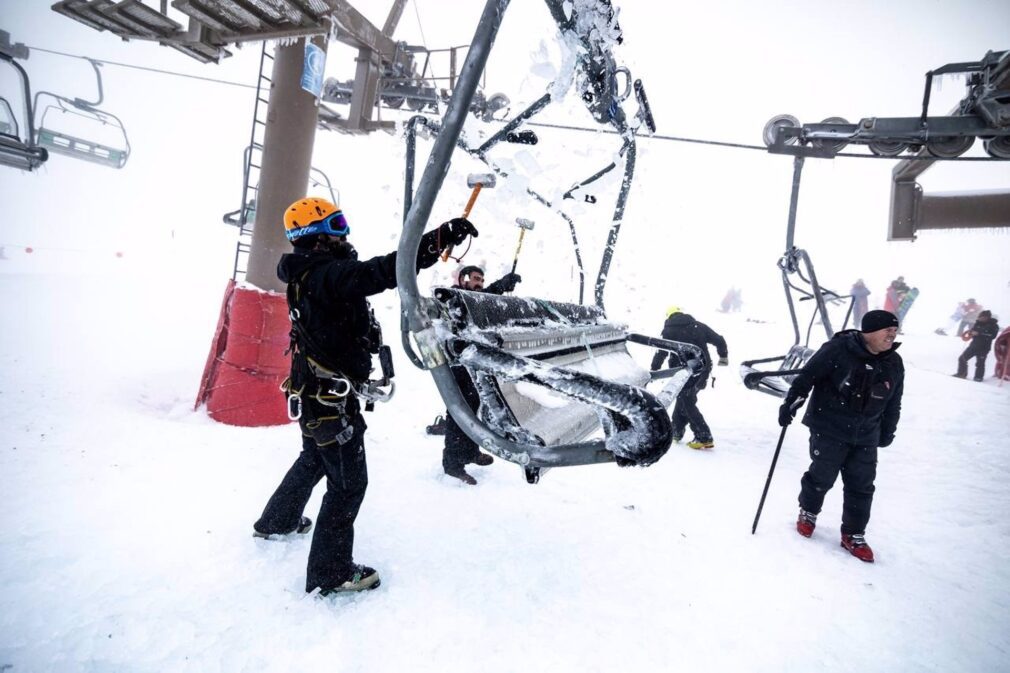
[{"xmin": 441, "ymin": 183, "xmax": 483, "ymax": 262}]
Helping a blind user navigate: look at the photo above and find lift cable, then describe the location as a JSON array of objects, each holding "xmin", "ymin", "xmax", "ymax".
[
  {"xmin": 25, "ymin": 44, "xmax": 257, "ymax": 90},
  {"xmin": 20, "ymin": 45, "xmax": 1006, "ymax": 162},
  {"xmin": 528, "ymin": 121, "xmax": 1007, "ymax": 161}
]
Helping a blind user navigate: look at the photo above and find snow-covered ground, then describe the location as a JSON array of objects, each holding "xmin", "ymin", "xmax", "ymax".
[
  {"xmin": 1, "ymin": 263, "xmax": 1008, "ymax": 673},
  {"xmin": 3, "ymin": 1, "xmax": 1010, "ymax": 671}
]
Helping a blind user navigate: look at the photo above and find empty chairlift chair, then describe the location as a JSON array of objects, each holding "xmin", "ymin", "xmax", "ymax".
[
  {"xmin": 33, "ymin": 59, "xmax": 130, "ymax": 169},
  {"xmin": 0, "ymin": 43, "xmax": 48, "ymax": 171}
]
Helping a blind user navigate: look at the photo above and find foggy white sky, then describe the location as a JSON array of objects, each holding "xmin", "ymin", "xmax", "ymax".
[{"xmin": 1, "ymin": 0, "xmax": 1008, "ymax": 327}]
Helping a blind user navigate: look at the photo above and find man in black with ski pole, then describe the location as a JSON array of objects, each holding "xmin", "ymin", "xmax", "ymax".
[
  {"xmin": 778, "ymin": 310, "xmax": 904, "ymax": 563},
  {"xmin": 252, "ymin": 197, "xmax": 478, "ymax": 595}
]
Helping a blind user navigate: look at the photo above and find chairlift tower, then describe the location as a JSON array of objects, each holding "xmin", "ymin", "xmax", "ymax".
[
  {"xmin": 49, "ymin": 0, "xmax": 442, "ymax": 425},
  {"xmin": 49, "ymin": 0, "xmax": 436, "ymax": 290}
]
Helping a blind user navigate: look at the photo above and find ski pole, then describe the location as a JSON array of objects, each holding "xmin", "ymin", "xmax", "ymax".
[
  {"xmin": 752, "ymin": 396, "xmax": 805, "ymax": 534},
  {"xmin": 752, "ymin": 425, "xmax": 788, "ymax": 534}
]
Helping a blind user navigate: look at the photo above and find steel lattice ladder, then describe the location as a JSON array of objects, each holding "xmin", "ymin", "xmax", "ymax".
[{"xmin": 232, "ymin": 43, "xmax": 273, "ymax": 281}]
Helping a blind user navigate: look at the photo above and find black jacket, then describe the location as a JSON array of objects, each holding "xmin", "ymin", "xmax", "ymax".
[
  {"xmin": 969, "ymin": 318, "xmax": 1001, "ymax": 351},
  {"xmin": 278, "ymin": 248, "xmax": 399, "ymax": 383},
  {"xmin": 785, "ymin": 330, "xmax": 904, "ymax": 447},
  {"xmin": 650, "ymin": 313, "xmax": 728, "ymax": 383}
]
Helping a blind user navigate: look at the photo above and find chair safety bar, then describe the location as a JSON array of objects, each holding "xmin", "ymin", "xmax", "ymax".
[
  {"xmin": 739, "ymin": 345, "xmax": 815, "ymax": 398},
  {"xmin": 36, "ymin": 127, "xmax": 128, "ymax": 168}
]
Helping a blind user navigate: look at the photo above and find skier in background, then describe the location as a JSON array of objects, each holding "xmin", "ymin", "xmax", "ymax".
[
  {"xmin": 850, "ymin": 279, "xmax": 870, "ymax": 328},
  {"xmin": 650, "ymin": 306, "xmax": 728, "ymax": 450},
  {"xmin": 957, "ymin": 298, "xmax": 983, "ymax": 337},
  {"xmin": 883, "ymin": 276, "xmax": 909, "ymax": 313},
  {"xmin": 935, "ymin": 297, "xmax": 980, "ymax": 336},
  {"xmin": 954, "ymin": 310, "xmax": 1000, "ymax": 382},
  {"xmin": 718, "ymin": 286, "xmax": 743, "ymax": 313}
]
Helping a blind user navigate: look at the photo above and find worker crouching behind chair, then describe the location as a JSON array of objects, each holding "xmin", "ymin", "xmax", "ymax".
[
  {"xmin": 649, "ymin": 306, "xmax": 728, "ymax": 450},
  {"xmin": 442, "ymin": 264, "xmax": 521, "ymax": 485}
]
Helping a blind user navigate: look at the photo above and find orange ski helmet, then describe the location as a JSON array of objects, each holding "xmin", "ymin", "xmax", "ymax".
[{"xmin": 283, "ymin": 197, "xmax": 349, "ymax": 242}]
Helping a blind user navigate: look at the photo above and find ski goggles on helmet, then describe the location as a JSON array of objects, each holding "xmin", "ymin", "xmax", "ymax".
[{"xmin": 286, "ymin": 210, "xmax": 350, "ymax": 241}]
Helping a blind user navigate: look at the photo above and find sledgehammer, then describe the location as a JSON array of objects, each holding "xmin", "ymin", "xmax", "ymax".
[
  {"xmin": 510, "ymin": 217, "xmax": 535, "ymax": 274},
  {"xmin": 442, "ymin": 173, "xmax": 496, "ymax": 262}
]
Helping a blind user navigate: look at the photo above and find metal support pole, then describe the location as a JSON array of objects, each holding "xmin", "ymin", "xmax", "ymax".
[
  {"xmin": 245, "ymin": 37, "xmax": 325, "ymax": 292},
  {"xmin": 594, "ymin": 131, "xmax": 635, "ymax": 309},
  {"xmin": 797, "ymin": 249, "xmax": 835, "ymax": 340},
  {"xmin": 784, "ymin": 155, "xmax": 804, "ymax": 252},
  {"xmin": 396, "ymin": 0, "xmax": 520, "ymax": 461}
]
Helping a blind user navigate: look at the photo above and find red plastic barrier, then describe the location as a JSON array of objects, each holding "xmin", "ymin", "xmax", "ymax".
[
  {"xmin": 195, "ymin": 280, "xmax": 292, "ymax": 426},
  {"xmin": 995, "ymin": 326, "xmax": 1010, "ymax": 380}
]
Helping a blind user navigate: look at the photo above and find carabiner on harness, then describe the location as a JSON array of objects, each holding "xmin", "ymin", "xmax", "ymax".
[
  {"xmin": 281, "ymin": 378, "xmax": 304, "ymax": 421},
  {"xmin": 354, "ymin": 379, "xmax": 396, "ymax": 404}
]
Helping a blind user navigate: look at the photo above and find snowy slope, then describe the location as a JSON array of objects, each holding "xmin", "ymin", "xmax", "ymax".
[
  {"xmin": 1, "ymin": 261, "xmax": 1008, "ymax": 673},
  {"xmin": 3, "ymin": 2, "xmax": 1010, "ymax": 671}
]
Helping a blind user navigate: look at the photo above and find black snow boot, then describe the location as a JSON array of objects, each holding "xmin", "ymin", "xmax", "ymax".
[
  {"xmin": 472, "ymin": 452, "xmax": 494, "ymax": 466},
  {"xmin": 319, "ymin": 565, "xmax": 381, "ymax": 595},
  {"xmin": 445, "ymin": 466, "xmax": 478, "ymax": 485},
  {"xmin": 252, "ymin": 516, "xmax": 313, "ymax": 539},
  {"xmin": 426, "ymin": 415, "xmax": 447, "ymax": 435}
]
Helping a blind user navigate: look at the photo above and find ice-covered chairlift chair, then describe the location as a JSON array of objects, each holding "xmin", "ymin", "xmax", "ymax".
[
  {"xmin": 431, "ymin": 288, "xmax": 703, "ymax": 481},
  {"xmin": 396, "ymin": 0, "xmax": 692, "ymax": 483},
  {"xmin": 740, "ymin": 130, "xmax": 852, "ymax": 398},
  {"xmin": 33, "ymin": 59, "xmax": 130, "ymax": 169},
  {"xmin": 0, "ymin": 39, "xmax": 48, "ymax": 172}
]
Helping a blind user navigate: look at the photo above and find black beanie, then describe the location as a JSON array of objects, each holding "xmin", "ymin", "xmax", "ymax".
[
  {"xmin": 458, "ymin": 265, "xmax": 484, "ymax": 285},
  {"xmin": 861, "ymin": 310, "xmax": 899, "ymax": 333}
]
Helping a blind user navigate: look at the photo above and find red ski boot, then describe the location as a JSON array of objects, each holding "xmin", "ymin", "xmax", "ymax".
[
  {"xmin": 796, "ymin": 509, "xmax": 817, "ymax": 538},
  {"xmin": 841, "ymin": 533, "xmax": 875, "ymax": 563}
]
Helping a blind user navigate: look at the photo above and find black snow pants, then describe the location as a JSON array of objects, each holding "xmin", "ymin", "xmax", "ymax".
[
  {"xmin": 957, "ymin": 342, "xmax": 990, "ymax": 381},
  {"xmin": 672, "ymin": 377, "xmax": 712, "ymax": 442},
  {"xmin": 442, "ymin": 364, "xmax": 482, "ymax": 472},
  {"xmin": 254, "ymin": 396, "xmax": 368, "ymax": 593},
  {"xmin": 798, "ymin": 432, "xmax": 878, "ymax": 535}
]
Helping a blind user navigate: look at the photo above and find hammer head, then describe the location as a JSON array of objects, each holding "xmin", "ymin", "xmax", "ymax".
[
  {"xmin": 515, "ymin": 217, "xmax": 535, "ymax": 230},
  {"xmin": 466, "ymin": 173, "xmax": 496, "ymax": 188}
]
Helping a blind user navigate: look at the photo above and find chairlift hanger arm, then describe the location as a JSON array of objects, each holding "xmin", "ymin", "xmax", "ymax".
[
  {"xmin": 395, "ymin": 0, "xmax": 507, "ymax": 437},
  {"xmin": 0, "ymin": 50, "xmax": 48, "ymax": 171}
]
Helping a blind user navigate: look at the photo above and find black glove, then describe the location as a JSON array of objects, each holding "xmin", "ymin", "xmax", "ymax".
[
  {"xmin": 878, "ymin": 434, "xmax": 894, "ymax": 448},
  {"xmin": 416, "ymin": 228, "xmax": 443, "ymax": 269},
  {"xmin": 717, "ymin": 356, "xmax": 729, "ymax": 366},
  {"xmin": 778, "ymin": 401, "xmax": 797, "ymax": 427},
  {"xmin": 500, "ymin": 272, "xmax": 521, "ymax": 292},
  {"xmin": 443, "ymin": 217, "xmax": 478, "ymax": 245}
]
